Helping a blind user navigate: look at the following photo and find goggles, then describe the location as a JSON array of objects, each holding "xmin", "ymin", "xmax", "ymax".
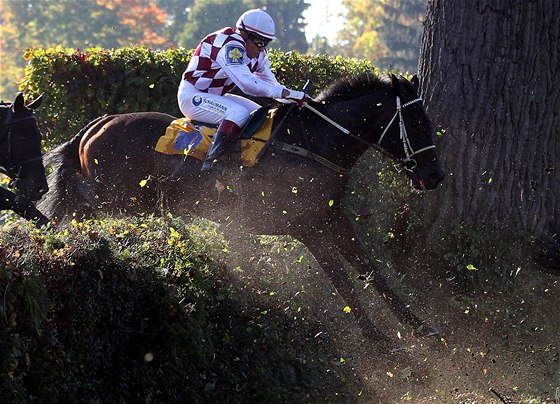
[{"xmin": 248, "ymin": 32, "xmax": 271, "ymax": 48}]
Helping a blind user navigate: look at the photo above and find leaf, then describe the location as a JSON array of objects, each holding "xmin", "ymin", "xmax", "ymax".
[
  {"xmin": 328, "ymin": 199, "xmax": 334, "ymax": 207},
  {"xmin": 466, "ymin": 264, "xmax": 478, "ymax": 271},
  {"xmin": 139, "ymin": 179, "xmax": 148, "ymax": 187},
  {"xmin": 169, "ymin": 227, "xmax": 180, "ymax": 238},
  {"xmin": 343, "ymin": 306, "xmax": 351, "ymax": 313}
]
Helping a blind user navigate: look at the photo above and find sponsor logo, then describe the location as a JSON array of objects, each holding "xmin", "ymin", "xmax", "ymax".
[
  {"xmin": 226, "ymin": 45, "xmax": 244, "ymax": 65},
  {"xmin": 201, "ymin": 98, "xmax": 228, "ymax": 112},
  {"xmin": 192, "ymin": 95, "xmax": 202, "ymax": 106},
  {"xmin": 174, "ymin": 130, "xmax": 203, "ymax": 153}
]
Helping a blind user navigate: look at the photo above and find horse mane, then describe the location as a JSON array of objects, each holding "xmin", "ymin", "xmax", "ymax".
[{"xmin": 316, "ymin": 73, "xmax": 392, "ymax": 103}]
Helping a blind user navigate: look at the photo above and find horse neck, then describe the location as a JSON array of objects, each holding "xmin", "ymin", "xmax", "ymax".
[{"xmin": 301, "ymin": 91, "xmax": 394, "ymax": 169}]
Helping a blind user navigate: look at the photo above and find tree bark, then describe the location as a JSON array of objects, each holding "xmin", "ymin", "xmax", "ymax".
[{"xmin": 418, "ymin": 0, "xmax": 559, "ymax": 237}]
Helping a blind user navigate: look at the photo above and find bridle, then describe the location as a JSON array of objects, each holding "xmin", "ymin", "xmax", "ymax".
[
  {"xmin": 0, "ymin": 105, "xmax": 43, "ymax": 180},
  {"xmin": 377, "ymin": 96, "xmax": 436, "ymax": 171},
  {"xmin": 293, "ymin": 96, "xmax": 436, "ymax": 173}
]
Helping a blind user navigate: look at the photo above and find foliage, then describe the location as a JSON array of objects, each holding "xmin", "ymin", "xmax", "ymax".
[
  {"xmin": 20, "ymin": 46, "xmax": 377, "ymax": 148},
  {"xmin": 0, "ymin": 0, "xmax": 171, "ymax": 99},
  {"xmin": 0, "ymin": 215, "xmax": 340, "ymax": 402},
  {"xmin": 442, "ymin": 224, "xmax": 484, "ymax": 281},
  {"xmin": 20, "ymin": 46, "xmax": 192, "ymax": 148},
  {"xmin": 345, "ymin": 151, "xmax": 422, "ymax": 265},
  {"xmin": 337, "ymin": 0, "xmax": 425, "ymax": 72},
  {"xmin": 177, "ymin": 0, "xmax": 309, "ymax": 53},
  {"xmin": 0, "ymin": 215, "xmax": 212, "ymax": 402}
]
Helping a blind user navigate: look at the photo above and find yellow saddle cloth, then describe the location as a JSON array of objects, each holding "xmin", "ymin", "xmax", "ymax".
[{"xmin": 155, "ymin": 108, "xmax": 277, "ymax": 167}]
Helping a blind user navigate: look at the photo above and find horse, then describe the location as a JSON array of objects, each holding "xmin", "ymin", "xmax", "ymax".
[
  {"xmin": 0, "ymin": 93, "xmax": 49, "ymax": 227},
  {"xmin": 40, "ymin": 73, "xmax": 444, "ymax": 342}
]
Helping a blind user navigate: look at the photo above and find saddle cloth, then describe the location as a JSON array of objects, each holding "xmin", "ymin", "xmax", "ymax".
[{"xmin": 155, "ymin": 108, "xmax": 278, "ymax": 167}]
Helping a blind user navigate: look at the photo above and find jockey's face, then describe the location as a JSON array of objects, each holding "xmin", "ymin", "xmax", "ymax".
[{"xmin": 240, "ymin": 30, "xmax": 264, "ymax": 58}]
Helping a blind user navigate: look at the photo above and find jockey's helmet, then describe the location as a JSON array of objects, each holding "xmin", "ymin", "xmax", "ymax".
[{"xmin": 236, "ymin": 9, "xmax": 276, "ymax": 40}]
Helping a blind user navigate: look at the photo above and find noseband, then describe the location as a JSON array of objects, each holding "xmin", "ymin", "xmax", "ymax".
[{"xmin": 0, "ymin": 106, "xmax": 43, "ymax": 179}]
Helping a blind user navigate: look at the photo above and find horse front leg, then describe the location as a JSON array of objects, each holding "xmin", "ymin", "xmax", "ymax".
[
  {"xmin": 297, "ymin": 231, "xmax": 390, "ymax": 345},
  {"xmin": 329, "ymin": 213, "xmax": 435, "ymax": 334},
  {"xmin": 0, "ymin": 188, "xmax": 49, "ymax": 228}
]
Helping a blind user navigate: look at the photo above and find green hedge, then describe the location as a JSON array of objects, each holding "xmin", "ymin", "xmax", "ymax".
[
  {"xmin": 0, "ymin": 215, "xmax": 347, "ymax": 402},
  {"xmin": 0, "ymin": 216, "xmax": 215, "ymax": 402},
  {"xmin": 21, "ymin": 46, "xmax": 376, "ymax": 148}
]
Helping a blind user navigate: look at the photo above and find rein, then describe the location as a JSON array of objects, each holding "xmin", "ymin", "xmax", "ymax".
[{"xmin": 276, "ymin": 96, "xmax": 435, "ymax": 174}]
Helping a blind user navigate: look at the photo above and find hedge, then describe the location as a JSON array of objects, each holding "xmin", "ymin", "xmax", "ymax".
[
  {"xmin": 0, "ymin": 215, "xmax": 348, "ymax": 402},
  {"xmin": 21, "ymin": 46, "xmax": 377, "ymax": 148}
]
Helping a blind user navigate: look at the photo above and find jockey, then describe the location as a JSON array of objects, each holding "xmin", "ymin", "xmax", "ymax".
[{"xmin": 177, "ymin": 8, "xmax": 307, "ymax": 171}]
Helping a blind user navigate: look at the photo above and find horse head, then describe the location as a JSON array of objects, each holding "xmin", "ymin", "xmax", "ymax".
[
  {"xmin": 377, "ymin": 74, "xmax": 444, "ymax": 190},
  {"xmin": 0, "ymin": 93, "xmax": 48, "ymax": 200}
]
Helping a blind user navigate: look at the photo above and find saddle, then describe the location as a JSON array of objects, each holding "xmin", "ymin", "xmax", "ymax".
[{"xmin": 155, "ymin": 107, "xmax": 278, "ymax": 167}]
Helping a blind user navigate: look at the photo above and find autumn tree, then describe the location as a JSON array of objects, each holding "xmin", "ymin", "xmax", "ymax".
[
  {"xmin": 418, "ymin": 0, "xmax": 559, "ymax": 239},
  {"xmin": 155, "ymin": 0, "xmax": 194, "ymax": 45},
  {"xmin": 0, "ymin": 0, "xmax": 169, "ymax": 99},
  {"xmin": 337, "ymin": 0, "xmax": 425, "ymax": 72},
  {"xmin": 176, "ymin": 0, "xmax": 309, "ymax": 53}
]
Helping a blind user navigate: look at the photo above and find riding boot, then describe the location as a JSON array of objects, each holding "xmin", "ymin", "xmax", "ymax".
[{"xmin": 202, "ymin": 120, "xmax": 241, "ymax": 171}]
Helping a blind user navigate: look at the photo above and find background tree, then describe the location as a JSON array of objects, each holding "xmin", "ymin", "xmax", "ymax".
[
  {"xmin": 155, "ymin": 0, "xmax": 194, "ymax": 45},
  {"xmin": 1, "ymin": 0, "xmax": 169, "ymax": 100},
  {"xmin": 1, "ymin": 0, "xmax": 310, "ymax": 99},
  {"xmin": 176, "ymin": 0, "xmax": 308, "ymax": 53},
  {"xmin": 418, "ymin": 0, "xmax": 559, "ymax": 238},
  {"xmin": 336, "ymin": 0, "xmax": 425, "ymax": 72}
]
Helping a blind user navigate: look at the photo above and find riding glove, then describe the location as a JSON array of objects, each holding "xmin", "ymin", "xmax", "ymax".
[{"xmin": 285, "ymin": 89, "xmax": 310, "ymax": 106}]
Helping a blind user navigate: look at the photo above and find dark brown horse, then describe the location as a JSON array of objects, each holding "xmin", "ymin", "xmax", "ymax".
[
  {"xmin": 0, "ymin": 93, "xmax": 49, "ymax": 226},
  {"xmin": 40, "ymin": 73, "xmax": 444, "ymax": 342}
]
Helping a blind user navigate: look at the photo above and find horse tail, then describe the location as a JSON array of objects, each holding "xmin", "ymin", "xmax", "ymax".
[
  {"xmin": 40, "ymin": 116, "xmax": 106, "ymax": 221},
  {"xmin": 533, "ymin": 222, "xmax": 560, "ymax": 276}
]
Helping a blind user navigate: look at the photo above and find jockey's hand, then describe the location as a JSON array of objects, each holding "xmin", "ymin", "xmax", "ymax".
[{"xmin": 285, "ymin": 89, "xmax": 310, "ymax": 106}]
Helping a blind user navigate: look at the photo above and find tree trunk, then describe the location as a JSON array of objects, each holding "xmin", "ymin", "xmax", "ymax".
[{"xmin": 418, "ymin": 0, "xmax": 559, "ymax": 238}]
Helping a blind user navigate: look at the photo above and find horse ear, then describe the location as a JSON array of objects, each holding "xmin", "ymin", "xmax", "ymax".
[
  {"xmin": 410, "ymin": 74, "xmax": 419, "ymax": 92},
  {"xmin": 26, "ymin": 93, "xmax": 43, "ymax": 110},
  {"xmin": 390, "ymin": 73, "xmax": 402, "ymax": 95},
  {"xmin": 14, "ymin": 92, "xmax": 25, "ymax": 112}
]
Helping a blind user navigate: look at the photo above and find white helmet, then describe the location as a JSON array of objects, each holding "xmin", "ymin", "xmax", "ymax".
[{"xmin": 236, "ymin": 9, "xmax": 276, "ymax": 40}]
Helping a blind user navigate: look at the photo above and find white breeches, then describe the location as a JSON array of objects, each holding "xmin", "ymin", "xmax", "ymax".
[{"xmin": 177, "ymin": 80, "xmax": 261, "ymax": 127}]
